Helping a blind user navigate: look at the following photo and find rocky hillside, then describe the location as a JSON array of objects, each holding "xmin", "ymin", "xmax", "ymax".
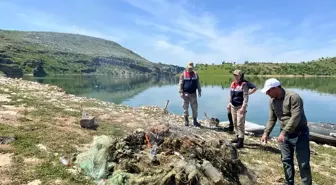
[{"xmin": 0, "ymin": 30, "xmax": 184, "ymax": 77}]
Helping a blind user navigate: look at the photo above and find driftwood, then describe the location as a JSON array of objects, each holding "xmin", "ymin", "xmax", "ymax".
[{"xmin": 163, "ymin": 100, "xmax": 169, "ymax": 114}]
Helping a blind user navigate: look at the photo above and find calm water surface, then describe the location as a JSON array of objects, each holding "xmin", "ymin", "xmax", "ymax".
[{"xmin": 23, "ymin": 75, "xmax": 336, "ymax": 137}]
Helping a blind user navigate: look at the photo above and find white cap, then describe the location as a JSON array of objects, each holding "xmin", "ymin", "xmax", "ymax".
[{"xmin": 261, "ymin": 78, "xmax": 281, "ymax": 93}]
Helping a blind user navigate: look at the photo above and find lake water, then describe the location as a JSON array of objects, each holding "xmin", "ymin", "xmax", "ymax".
[{"xmin": 23, "ymin": 75, "xmax": 336, "ymax": 137}]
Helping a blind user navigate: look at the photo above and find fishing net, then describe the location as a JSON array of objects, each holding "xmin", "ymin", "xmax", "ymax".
[
  {"xmin": 74, "ymin": 135, "xmax": 114, "ymax": 181},
  {"xmin": 74, "ymin": 124, "xmax": 255, "ymax": 185}
]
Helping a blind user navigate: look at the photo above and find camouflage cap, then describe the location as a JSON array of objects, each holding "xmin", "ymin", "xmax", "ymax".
[
  {"xmin": 233, "ymin": 69, "xmax": 242, "ymax": 76},
  {"xmin": 187, "ymin": 62, "xmax": 194, "ymax": 68}
]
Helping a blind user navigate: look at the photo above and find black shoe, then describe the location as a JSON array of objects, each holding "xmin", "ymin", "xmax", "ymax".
[
  {"xmin": 193, "ymin": 117, "xmax": 200, "ymax": 127},
  {"xmin": 235, "ymin": 138, "xmax": 244, "ymax": 149},
  {"xmin": 230, "ymin": 135, "xmax": 239, "ymax": 143},
  {"xmin": 228, "ymin": 126, "xmax": 234, "ymax": 132},
  {"xmin": 184, "ymin": 116, "xmax": 189, "ymax": 126}
]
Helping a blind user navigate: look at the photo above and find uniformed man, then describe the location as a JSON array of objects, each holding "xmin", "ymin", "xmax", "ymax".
[
  {"xmin": 178, "ymin": 62, "xmax": 201, "ymax": 127},
  {"xmin": 260, "ymin": 78, "xmax": 312, "ymax": 185}
]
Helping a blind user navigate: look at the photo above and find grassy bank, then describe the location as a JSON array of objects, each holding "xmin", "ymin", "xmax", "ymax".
[
  {"xmin": 0, "ymin": 76, "xmax": 335, "ymax": 185},
  {"xmin": 194, "ymin": 57, "xmax": 336, "ymax": 76}
]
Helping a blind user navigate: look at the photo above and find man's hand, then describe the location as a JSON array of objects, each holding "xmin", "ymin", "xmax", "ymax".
[
  {"xmin": 277, "ymin": 132, "xmax": 285, "ymax": 143},
  {"xmin": 226, "ymin": 104, "xmax": 231, "ymax": 112},
  {"xmin": 239, "ymin": 107, "xmax": 246, "ymax": 114},
  {"xmin": 198, "ymin": 91, "xmax": 201, "ymax": 97},
  {"xmin": 261, "ymin": 134, "xmax": 268, "ymax": 145},
  {"xmin": 180, "ymin": 92, "xmax": 184, "ymax": 98}
]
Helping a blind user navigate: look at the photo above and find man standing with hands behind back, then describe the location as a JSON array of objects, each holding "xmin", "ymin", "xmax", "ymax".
[
  {"xmin": 260, "ymin": 78, "xmax": 312, "ymax": 185},
  {"xmin": 178, "ymin": 62, "xmax": 201, "ymax": 127}
]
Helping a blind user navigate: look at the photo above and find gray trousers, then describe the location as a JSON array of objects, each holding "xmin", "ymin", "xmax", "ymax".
[
  {"xmin": 182, "ymin": 92, "xmax": 198, "ymax": 118},
  {"xmin": 230, "ymin": 105, "xmax": 246, "ymax": 138},
  {"xmin": 279, "ymin": 127, "xmax": 312, "ymax": 185}
]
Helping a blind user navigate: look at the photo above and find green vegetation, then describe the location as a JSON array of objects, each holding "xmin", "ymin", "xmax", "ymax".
[
  {"xmin": 194, "ymin": 63, "xmax": 232, "ymax": 75},
  {"xmin": 0, "ymin": 29, "xmax": 184, "ymax": 77},
  {"xmin": 195, "ymin": 58, "xmax": 336, "ymax": 76},
  {"xmin": 199, "ymin": 75, "xmax": 336, "ymax": 95}
]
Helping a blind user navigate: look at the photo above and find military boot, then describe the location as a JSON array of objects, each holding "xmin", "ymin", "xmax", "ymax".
[
  {"xmin": 230, "ymin": 135, "xmax": 239, "ymax": 143},
  {"xmin": 235, "ymin": 138, "xmax": 244, "ymax": 149},
  {"xmin": 184, "ymin": 116, "xmax": 189, "ymax": 126},
  {"xmin": 193, "ymin": 117, "xmax": 200, "ymax": 127}
]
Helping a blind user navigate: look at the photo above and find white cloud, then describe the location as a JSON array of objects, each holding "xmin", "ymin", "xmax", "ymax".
[{"xmin": 123, "ymin": 0, "xmax": 336, "ymax": 65}]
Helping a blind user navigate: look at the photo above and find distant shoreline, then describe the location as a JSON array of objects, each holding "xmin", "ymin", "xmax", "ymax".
[{"xmin": 196, "ymin": 74, "xmax": 336, "ymax": 78}]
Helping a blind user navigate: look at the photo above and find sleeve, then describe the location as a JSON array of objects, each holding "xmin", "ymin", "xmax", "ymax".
[
  {"xmin": 178, "ymin": 73, "xmax": 184, "ymax": 93},
  {"xmin": 281, "ymin": 94, "xmax": 303, "ymax": 135},
  {"xmin": 264, "ymin": 99, "xmax": 277, "ymax": 136},
  {"xmin": 247, "ymin": 81, "xmax": 257, "ymax": 89},
  {"xmin": 242, "ymin": 83, "xmax": 249, "ymax": 108}
]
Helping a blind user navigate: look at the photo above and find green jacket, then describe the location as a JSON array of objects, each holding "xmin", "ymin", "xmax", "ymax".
[{"xmin": 264, "ymin": 89, "xmax": 308, "ymax": 136}]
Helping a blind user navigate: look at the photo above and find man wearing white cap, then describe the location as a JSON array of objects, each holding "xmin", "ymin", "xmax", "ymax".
[{"xmin": 260, "ymin": 78, "xmax": 312, "ymax": 185}]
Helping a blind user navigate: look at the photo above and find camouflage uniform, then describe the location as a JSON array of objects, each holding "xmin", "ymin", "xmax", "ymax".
[
  {"xmin": 228, "ymin": 69, "xmax": 249, "ymax": 148},
  {"xmin": 178, "ymin": 62, "xmax": 201, "ymax": 126}
]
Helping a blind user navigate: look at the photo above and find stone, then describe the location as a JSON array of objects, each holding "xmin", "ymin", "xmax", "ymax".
[{"xmin": 80, "ymin": 116, "xmax": 98, "ymax": 130}]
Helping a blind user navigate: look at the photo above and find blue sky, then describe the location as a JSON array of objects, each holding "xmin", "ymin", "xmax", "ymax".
[{"xmin": 0, "ymin": 0, "xmax": 336, "ymax": 66}]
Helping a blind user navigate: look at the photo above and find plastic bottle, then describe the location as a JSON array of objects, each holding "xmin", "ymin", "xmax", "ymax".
[
  {"xmin": 149, "ymin": 144, "xmax": 158, "ymax": 161},
  {"xmin": 59, "ymin": 157, "xmax": 70, "ymax": 167}
]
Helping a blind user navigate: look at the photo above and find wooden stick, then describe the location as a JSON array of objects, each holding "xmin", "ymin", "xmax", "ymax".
[{"xmin": 163, "ymin": 100, "xmax": 169, "ymax": 114}]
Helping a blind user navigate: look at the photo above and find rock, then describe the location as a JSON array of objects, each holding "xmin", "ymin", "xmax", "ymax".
[
  {"xmin": 0, "ymin": 64, "xmax": 24, "ymax": 78},
  {"xmin": 0, "ymin": 136, "xmax": 16, "ymax": 144},
  {"xmin": 33, "ymin": 64, "xmax": 47, "ymax": 77},
  {"xmin": 79, "ymin": 116, "xmax": 98, "ymax": 130},
  {"xmin": 27, "ymin": 179, "xmax": 41, "ymax": 185}
]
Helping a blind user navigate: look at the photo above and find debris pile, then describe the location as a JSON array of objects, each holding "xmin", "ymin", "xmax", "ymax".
[{"xmin": 74, "ymin": 124, "xmax": 253, "ymax": 185}]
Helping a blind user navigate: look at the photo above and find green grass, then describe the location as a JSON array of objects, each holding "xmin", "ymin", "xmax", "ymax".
[{"xmin": 195, "ymin": 63, "xmax": 232, "ymax": 76}]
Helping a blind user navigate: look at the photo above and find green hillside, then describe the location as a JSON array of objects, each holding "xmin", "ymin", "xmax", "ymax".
[
  {"xmin": 0, "ymin": 30, "xmax": 184, "ymax": 77},
  {"xmin": 195, "ymin": 58, "xmax": 336, "ymax": 76}
]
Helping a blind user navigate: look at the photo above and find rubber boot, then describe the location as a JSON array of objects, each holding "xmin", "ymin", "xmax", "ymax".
[
  {"xmin": 235, "ymin": 138, "xmax": 244, "ymax": 149},
  {"xmin": 184, "ymin": 116, "xmax": 189, "ymax": 126},
  {"xmin": 230, "ymin": 135, "xmax": 239, "ymax": 143},
  {"xmin": 193, "ymin": 117, "xmax": 200, "ymax": 127},
  {"xmin": 227, "ymin": 112, "xmax": 234, "ymax": 132}
]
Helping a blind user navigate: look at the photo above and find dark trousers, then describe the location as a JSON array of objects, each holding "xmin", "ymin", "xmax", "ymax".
[{"xmin": 279, "ymin": 128, "xmax": 312, "ymax": 185}]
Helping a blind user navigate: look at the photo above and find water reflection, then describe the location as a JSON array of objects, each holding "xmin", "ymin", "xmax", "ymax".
[
  {"xmin": 24, "ymin": 75, "xmax": 179, "ymax": 104},
  {"xmin": 24, "ymin": 75, "xmax": 336, "ymax": 136}
]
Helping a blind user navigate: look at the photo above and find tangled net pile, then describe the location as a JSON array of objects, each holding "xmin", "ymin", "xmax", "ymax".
[{"xmin": 74, "ymin": 124, "xmax": 251, "ymax": 185}]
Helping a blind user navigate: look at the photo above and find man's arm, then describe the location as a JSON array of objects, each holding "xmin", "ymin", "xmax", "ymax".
[
  {"xmin": 264, "ymin": 99, "xmax": 277, "ymax": 136},
  {"xmin": 281, "ymin": 94, "xmax": 302, "ymax": 136},
  {"xmin": 178, "ymin": 73, "xmax": 184, "ymax": 93},
  {"xmin": 242, "ymin": 83, "xmax": 249, "ymax": 109}
]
